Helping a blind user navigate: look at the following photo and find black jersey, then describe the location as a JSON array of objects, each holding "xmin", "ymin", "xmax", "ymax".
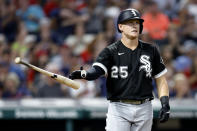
[{"xmin": 93, "ymin": 40, "xmax": 167, "ymax": 100}]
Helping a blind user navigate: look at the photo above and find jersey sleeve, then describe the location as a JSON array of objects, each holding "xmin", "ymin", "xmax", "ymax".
[
  {"xmin": 152, "ymin": 46, "xmax": 167, "ymax": 78},
  {"xmin": 92, "ymin": 47, "xmax": 111, "ymax": 75}
]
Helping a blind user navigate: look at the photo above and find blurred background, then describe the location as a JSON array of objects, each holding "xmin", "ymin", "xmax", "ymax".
[{"xmin": 0, "ymin": 0, "xmax": 197, "ymax": 131}]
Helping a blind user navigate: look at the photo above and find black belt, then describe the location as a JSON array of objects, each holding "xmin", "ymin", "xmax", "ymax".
[{"xmin": 110, "ymin": 98, "xmax": 151, "ymax": 105}]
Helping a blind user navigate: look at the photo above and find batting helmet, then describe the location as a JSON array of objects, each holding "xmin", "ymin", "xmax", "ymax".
[{"xmin": 117, "ymin": 8, "xmax": 144, "ymax": 33}]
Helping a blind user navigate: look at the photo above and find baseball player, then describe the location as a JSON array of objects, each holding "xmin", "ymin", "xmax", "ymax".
[{"xmin": 69, "ymin": 8, "xmax": 170, "ymax": 131}]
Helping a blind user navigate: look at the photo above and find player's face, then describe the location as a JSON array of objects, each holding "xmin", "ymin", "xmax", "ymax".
[{"xmin": 119, "ymin": 19, "xmax": 140, "ymax": 39}]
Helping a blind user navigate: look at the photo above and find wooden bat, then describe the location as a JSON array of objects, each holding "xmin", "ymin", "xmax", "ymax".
[{"xmin": 14, "ymin": 57, "xmax": 80, "ymax": 90}]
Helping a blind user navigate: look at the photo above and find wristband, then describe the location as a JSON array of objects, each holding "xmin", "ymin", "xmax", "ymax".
[
  {"xmin": 160, "ymin": 96, "xmax": 170, "ymax": 108},
  {"xmin": 81, "ymin": 70, "xmax": 87, "ymax": 78}
]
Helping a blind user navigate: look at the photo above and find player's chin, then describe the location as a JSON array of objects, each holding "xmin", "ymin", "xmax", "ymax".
[
  {"xmin": 130, "ymin": 30, "xmax": 139, "ymax": 35},
  {"xmin": 129, "ymin": 33, "xmax": 139, "ymax": 39}
]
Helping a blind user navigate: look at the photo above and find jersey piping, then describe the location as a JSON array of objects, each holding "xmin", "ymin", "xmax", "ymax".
[
  {"xmin": 93, "ymin": 62, "xmax": 108, "ymax": 75},
  {"xmin": 154, "ymin": 68, "xmax": 167, "ymax": 78}
]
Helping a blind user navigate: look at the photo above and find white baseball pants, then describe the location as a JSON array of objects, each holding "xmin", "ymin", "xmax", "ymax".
[{"xmin": 105, "ymin": 101, "xmax": 153, "ymax": 131}]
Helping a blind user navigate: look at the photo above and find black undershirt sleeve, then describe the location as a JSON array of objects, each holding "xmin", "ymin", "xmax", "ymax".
[{"xmin": 85, "ymin": 66, "xmax": 105, "ymax": 80}]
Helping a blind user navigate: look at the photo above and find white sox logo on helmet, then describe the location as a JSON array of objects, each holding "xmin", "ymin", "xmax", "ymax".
[
  {"xmin": 139, "ymin": 55, "xmax": 152, "ymax": 78},
  {"xmin": 125, "ymin": 9, "xmax": 137, "ymax": 16}
]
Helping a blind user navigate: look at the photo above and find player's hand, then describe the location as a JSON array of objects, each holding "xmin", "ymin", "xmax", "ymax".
[
  {"xmin": 159, "ymin": 105, "xmax": 170, "ymax": 123},
  {"xmin": 69, "ymin": 67, "xmax": 86, "ymax": 80},
  {"xmin": 159, "ymin": 96, "xmax": 170, "ymax": 123}
]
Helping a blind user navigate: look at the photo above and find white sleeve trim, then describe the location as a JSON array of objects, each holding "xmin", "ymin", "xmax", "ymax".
[
  {"xmin": 92, "ymin": 62, "xmax": 108, "ymax": 75},
  {"xmin": 154, "ymin": 68, "xmax": 167, "ymax": 78}
]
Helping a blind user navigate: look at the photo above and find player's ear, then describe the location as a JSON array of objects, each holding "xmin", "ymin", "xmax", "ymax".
[{"xmin": 118, "ymin": 24, "xmax": 123, "ymax": 32}]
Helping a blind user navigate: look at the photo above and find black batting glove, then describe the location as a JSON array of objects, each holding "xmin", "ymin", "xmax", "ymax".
[
  {"xmin": 69, "ymin": 67, "xmax": 87, "ymax": 80},
  {"xmin": 159, "ymin": 96, "xmax": 170, "ymax": 123}
]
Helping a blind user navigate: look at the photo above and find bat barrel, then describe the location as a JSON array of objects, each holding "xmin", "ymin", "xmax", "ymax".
[{"xmin": 14, "ymin": 57, "xmax": 80, "ymax": 90}]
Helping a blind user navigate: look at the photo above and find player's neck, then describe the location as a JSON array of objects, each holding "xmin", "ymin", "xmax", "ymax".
[{"xmin": 121, "ymin": 36, "xmax": 138, "ymax": 50}]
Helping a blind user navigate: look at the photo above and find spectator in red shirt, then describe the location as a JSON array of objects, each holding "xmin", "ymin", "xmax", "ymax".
[{"xmin": 142, "ymin": 1, "xmax": 170, "ymax": 46}]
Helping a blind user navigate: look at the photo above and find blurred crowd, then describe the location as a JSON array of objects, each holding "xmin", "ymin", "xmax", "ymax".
[{"xmin": 0, "ymin": 0, "xmax": 197, "ymax": 99}]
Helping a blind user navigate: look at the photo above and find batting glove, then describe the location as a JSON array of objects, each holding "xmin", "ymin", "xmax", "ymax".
[
  {"xmin": 159, "ymin": 96, "xmax": 170, "ymax": 123},
  {"xmin": 69, "ymin": 67, "xmax": 87, "ymax": 80}
]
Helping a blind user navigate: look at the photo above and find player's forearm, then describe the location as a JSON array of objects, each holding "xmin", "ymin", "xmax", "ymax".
[
  {"xmin": 155, "ymin": 75, "xmax": 170, "ymax": 123},
  {"xmin": 155, "ymin": 75, "xmax": 169, "ymax": 98},
  {"xmin": 84, "ymin": 66, "xmax": 105, "ymax": 80}
]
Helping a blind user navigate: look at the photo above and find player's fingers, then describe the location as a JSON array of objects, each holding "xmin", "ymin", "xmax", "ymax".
[
  {"xmin": 69, "ymin": 72, "xmax": 77, "ymax": 79},
  {"xmin": 160, "ymin": 112, "xmax": 169, "ymax": 123},
  {"xmin": 159, "ymin": 110, "xmax": 164, "ymax": 122},
  {"xmin": 69, "ymin": 74, "xmax": 74, "ymax": 80},
  {"xmin": 69, "ymin": 71, "xmax": 78, "ymax": 80},
  {"xmin": 69, "ymin": 70, "xmax": 82, "ymax": 79},
  {"xmin": 159, "ymin": 116, "xmax": 165, "ymax": 123},
  {"xmin": 159, "ymin": 114, "xmax": 166, "ymax": 123},
  {"xmin": 159, "ymin": 110, "xmax": 163, "ymax": 119}
]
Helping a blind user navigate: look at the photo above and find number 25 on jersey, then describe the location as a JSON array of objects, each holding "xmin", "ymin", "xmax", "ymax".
[{"xmin": 111, "ymin": 66, "xmax": 128, "ymax": 79}]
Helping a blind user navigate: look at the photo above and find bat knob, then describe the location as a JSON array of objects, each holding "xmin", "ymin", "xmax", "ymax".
[{"xmin": 15, "ymin": 57, "xmax": 21, "ymax": 64}]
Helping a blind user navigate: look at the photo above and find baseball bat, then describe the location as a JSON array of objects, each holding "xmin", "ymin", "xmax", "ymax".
[{"xmin": 14, "ymin": 57, "xmax": 80, "ymax": 90}]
